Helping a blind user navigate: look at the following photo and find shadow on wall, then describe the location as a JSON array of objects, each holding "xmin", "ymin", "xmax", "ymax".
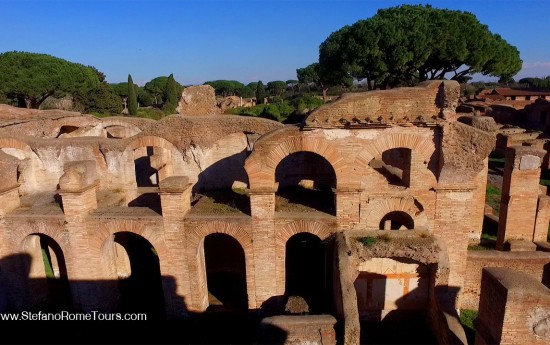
[
  {"xmin": 193, "ymin": 150, "xmax": 250, "ymax": 194},
  {"xmin": 0, "ymin": 253, "xmax": 285, "ymax": 344}
]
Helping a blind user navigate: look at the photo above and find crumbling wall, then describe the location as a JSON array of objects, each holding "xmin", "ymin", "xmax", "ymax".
[
  {"xmin": 475, "ymin": 268, "xmax": 550, "ymax": 345},
  {"xmin": 305, "ymin": 80, "xmax": 460, "ymax": 128},
  {"xmin": 176, "ymin": 85, "xmax": 220, "ymax": 116}
]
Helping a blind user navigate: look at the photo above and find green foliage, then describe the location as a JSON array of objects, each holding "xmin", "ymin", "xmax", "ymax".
[
  {"xmin": 127, "ymin": 74, "xmax": 138, "ymax": 116},
  {"xmin": 162, "ymin": 73, "xmax": 178, "ymax": 114},
  {"xmin": 137, "ymin": 107, "xmax": 164, "ymax": 120},
  {"xmin": 318, "ymin": 5, "xmax": 522, "ymax": 89},
  {"xmin": 204, "ymin": 80, "xmax": 245, "ymax": 97},
  {"xmin": 84, "ymin": 83, "xmax": 122, "ymax": 114},
  {"xmin": 110, "ymin": 82, "xmax": 130, "ymax": 98},
  {"xmin": 144, "ymin": 76, "xmax": 168, "ymax": 104},
  {"xmin": 0, "ymin": 51, "xmax": 101, "ymax": 109},
  {"xmin": 460, "ymin": 309, "xmax": 478, "ymax": 334},
  {"xmin": 358, "ymin": 236, "xmax": 377, "ymax": 247},
  {"xmin": 41, "ymin": 248, "xmax": 55, "ymax": 279},
  {"xmin": 266, "ymin": 80, "xmax": 287, "ymax": 97},
  {"xmin": 256, "ymin": 81, "xmax": 266, "ymax": 104},
  {"xmin": 137, "ymin": 87, "xmax": 153, "ymax": 107}
]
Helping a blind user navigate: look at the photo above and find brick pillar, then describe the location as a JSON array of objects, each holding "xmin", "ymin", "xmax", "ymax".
[
  {"xmin": 433, "ymin": 184, "xmax": 476, "ymax": 306},
  {"xmin": 534, "ymin": 195, "xmax": 550, "ymax": 243},
  {"xmin": 58, "ymin": 161, "xmax": 103, "ymax": 312},
  {"xmin": 475, "ymin": 268, "xmax": 550, "ymax": 345},
  {"xmin": 335, "ymin": 188, "xmax": 361, "ymax": 230},
  {"xmin": 159, "ymin": 176, "xmax": 192, "ymax": 318},
  {"xmin": 497, "ymin": 146, "xmax": 545, "ymax": 250},
  {"xmin": 249, "ymin": 188, "xmax": 276, "ymax": 307}
]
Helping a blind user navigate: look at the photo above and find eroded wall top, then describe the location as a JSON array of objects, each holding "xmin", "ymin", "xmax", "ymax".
[{"xmin": 305, "ymin": 80, "xmax": 460, "ymax": 128}]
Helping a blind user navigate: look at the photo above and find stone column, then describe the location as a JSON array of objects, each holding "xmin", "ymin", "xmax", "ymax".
[
  {"xmin": 159, "ymin": 176, "xmax": 192, "ymax": 318},
  {"xmin": 497, "ymin": 146, "xmax": 545, "ymax": 250}
]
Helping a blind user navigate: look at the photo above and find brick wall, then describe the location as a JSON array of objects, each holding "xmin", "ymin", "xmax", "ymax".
[{"xmin": 462, "ymin": 251, "xmax": 550, "ymax": 310}]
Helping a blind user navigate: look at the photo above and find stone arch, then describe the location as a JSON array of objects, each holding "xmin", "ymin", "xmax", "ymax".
[
  {"xmin": 353, "ymin": 133, "xmax": 436, "ymax": 183},
  {"xmin": 186, "ymin": 221, "xmax": 255, "ymax": 310},
  {"xmin": 365, "ymin": 133, "xmax": 435, "ymax": 163},
  {"xmin": 125, "ymin": 135, "xmax": 178, "ymax": 152},
  {"xmin": 274, "ymin": 220, "xmax": 333, "ymax": 295},
  {"xmin": 364, "ymin": 197, "xmax": 428, "ymax": 229},
  {"xmin": 16, "ymin": 223, "xmax": 69, "ymax": 253},
  {"xmin": 245, "ymin": 136, "xmax": 348, "ymax": 190},
  {"xmin": 92, "ymin": 220, "xmax": 168, "ymax": 260}
]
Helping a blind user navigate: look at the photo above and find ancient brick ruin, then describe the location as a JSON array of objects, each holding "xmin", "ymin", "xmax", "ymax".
[{"xmin": 0, "ymin": 81, "xmax": 548, "ymax": 344}]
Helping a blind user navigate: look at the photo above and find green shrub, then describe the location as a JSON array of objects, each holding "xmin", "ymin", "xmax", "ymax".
[{"xmin": 358, "ymin": 236, "xmax": 377, "ymax": 247}]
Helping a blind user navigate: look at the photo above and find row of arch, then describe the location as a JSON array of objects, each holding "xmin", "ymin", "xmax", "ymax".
[
  {"xmin": 11, "ymin": 219, "xmax": 336, "ymax": 314},
  {"xmin": 0, "ymin": 129, "xmax": 438, "ymax": 191}
]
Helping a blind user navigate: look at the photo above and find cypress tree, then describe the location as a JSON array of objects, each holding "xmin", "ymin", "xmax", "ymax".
[
  {"xmin": 127, "ymin": 74, "xmax": 138, "ymax": 116},
  {"xmin": 255, "ymin": 80, "xmax": 266, "ymax": 105},
  {"xmin": 163, "ymin": 73, "xmax": 178, "ymax": 114}
]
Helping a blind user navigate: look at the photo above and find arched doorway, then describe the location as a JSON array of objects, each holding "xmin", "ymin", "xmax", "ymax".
[
  {"xmin": 204, "ymin": 233, "xmax": 248, "ymax": 311},
  {"xmin": 275, "ymin": 151, "xmax": 336, "ymax": 215},
  {"xmin": 285, "ymin": 233, "xmax": 326, "ymax": 313},
  {"xmin": 22, "ymin": 234, "xmax": 71, "ymax": 311},
  {"xmin": 379, "ymin": 211, "xmax": 415, "ymax": 230},
  {"xmin": 111, "ymin": 232, "xmax": 165, "ymax": 318}
]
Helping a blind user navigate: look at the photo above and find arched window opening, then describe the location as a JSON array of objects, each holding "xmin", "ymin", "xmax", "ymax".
[
  {"xmin": 275, "ymin": 152, "xmax": 336, "ymax": 215},
  {"xmin": 369, "ymin": 148, "xmax": 412, "ymax": 187},
  {"xmin": 379, "ymin": 211, "xmax": 414, "ymax": 230}
]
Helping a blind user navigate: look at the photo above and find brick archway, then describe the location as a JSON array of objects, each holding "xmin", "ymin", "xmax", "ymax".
[
  {"xmin": 92, "ymin": 220, "xmax": 168, "ymax": 261},
  {"xmin": 274, "ymin": 220, "xmax": 333, "ymax": 295},
  {"xmin": 353, "ymin": 133, "xmax": 436, "ymax": 182},
  {"xmin": 125, "ymin": 135, "xmax": 178, "ymax": 152},
  {"xmin": 364, "ymin": 197, "xmax": 428, "ymax": 229},
  {"xmin": 186, "ymin": 221, "xmax": 255, "ymax": 311},
  {"xmin": 245, "ymin": 136, "xmax": 348, "ymax": 190}
]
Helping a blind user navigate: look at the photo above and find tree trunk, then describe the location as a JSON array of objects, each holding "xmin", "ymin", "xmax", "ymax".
[{"xmin": 322, "ymin": 88, "xmax": 328, "ymax": 101}]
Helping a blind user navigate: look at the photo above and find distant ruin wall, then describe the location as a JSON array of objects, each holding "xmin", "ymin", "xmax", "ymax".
[{"xmin": 176, "ymin": 85, "xmax": 220, "ymax": 116}]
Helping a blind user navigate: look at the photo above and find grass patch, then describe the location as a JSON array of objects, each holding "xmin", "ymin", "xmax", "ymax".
[
  {"xmin": 42, "ymin": 248, "xmax": 55, "ymax": 279},
  {"xmin": 191, "ymin": 188, "xmax": 250, "ymax": 214},
  {"xmin": 467, "ymin": 244, "xmax": 492, "ymax": 251},
  {"xmin": 485, "ymin": 184, "xmax": 501, "ymax": 214},
  {"xmin": 358, "ymin": 236, "xmax": 377, "ymax": 247},
  {"xmin": 460, "ymin": 309, "xmax": 478, "ymax": 345},
  {"xmin": 540, "ymin": 179, "xmax": 550, "ymax": 187}
]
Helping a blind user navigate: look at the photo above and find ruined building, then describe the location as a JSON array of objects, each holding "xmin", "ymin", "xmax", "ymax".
[{"xmin": 0, "ymin": 81, "xmax": 548, "ymax": 344}]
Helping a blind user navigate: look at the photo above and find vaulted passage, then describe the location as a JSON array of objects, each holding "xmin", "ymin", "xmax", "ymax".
[
  {"xmin": 112, "ymin": 232, "xmax": 165, "ymax": 318},
  {"xmin": 22, "ymin": 234, "xmax": 71, "ymax": 311},
  {"xmin": 204, "ymin": 233, "xmax": 248, "ymax": 311},
  {"xmin": 285, "ymin": 232, "xmax": 327, "ymax": 313},
  {"xmin": 275, "ymin": 151, "xmax": 336, "ymax": 215}
]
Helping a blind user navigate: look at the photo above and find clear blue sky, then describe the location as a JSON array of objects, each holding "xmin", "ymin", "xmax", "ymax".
[{"xmin": 1, "ymin": 0, "xmax": 549, "ymax": 86}]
